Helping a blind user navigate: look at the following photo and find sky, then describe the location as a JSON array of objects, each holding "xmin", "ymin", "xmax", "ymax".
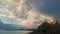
[{"xmin": 0, "ymin": 0, "xmax": 60, "ymax": 29}]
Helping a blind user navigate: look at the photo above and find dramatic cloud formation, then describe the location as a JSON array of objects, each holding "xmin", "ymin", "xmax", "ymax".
[{"xmin": 0, "ymin": 0, "xmax": 55, "ymax": 28}]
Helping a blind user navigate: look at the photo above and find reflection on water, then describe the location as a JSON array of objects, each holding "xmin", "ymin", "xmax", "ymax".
[{"xmin": 0, "ymin": 30, "xmax": 32, "ymax": 34}]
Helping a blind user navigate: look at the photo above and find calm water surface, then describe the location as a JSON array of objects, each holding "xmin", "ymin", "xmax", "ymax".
[{"xmin": 0, "ymin": 30, "xmax": 32, "ymax": 34}]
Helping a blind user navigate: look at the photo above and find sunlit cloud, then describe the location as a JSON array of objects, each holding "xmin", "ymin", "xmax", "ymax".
[
  {"xmin": 40, "ymin": 14, "xmax": 54, "ymax": 23},
  {"xmin": 0, "ymin": 0, "xmax": 54, "ymax": 28}
]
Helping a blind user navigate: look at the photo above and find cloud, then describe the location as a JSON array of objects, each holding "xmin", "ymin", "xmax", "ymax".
[{"xmin": 0, "ymin": 0, "xmax": 54, "ymax": 28}]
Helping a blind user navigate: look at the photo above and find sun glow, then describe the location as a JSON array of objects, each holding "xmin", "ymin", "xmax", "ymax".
[{"xmin": 40, "ymin": 14, "xmax": 54, "ymax": 23}]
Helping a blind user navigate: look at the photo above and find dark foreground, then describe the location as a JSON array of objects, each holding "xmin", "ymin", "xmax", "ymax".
[{"xmin": 29, "ymin": 21, "xmax": 60, "ymax": 34}]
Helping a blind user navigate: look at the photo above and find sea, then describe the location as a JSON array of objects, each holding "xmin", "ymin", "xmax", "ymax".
[{"xmin": 0, "ymin": 30, "xmax": 32, "ymax": 34}]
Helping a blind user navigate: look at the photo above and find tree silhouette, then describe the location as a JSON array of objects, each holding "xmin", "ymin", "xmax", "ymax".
[
  {"xmin": 38, "ymin": 20, "xmax": 52, "ymax": 34},
  {"xmin": 29, "ymin": 20, "xmax": 60, "ymax": 34}
]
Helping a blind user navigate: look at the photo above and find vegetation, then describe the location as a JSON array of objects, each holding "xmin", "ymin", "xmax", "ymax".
[{"xmin": 29, "ymin": 20, "xmax": 60, "ymax": 34}]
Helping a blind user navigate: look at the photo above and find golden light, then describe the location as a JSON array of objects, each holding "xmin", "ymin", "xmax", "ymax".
[
  {"xmin": 0, "ymin": 12, "xmax": 16, "ymax": 19},
  {"xmin": 0, "ymin": 0, "xmax": 55, "ymax": 28},
  {"xmin": 40, "ymin": 14, "xmax": 54, "ymax": 23}
]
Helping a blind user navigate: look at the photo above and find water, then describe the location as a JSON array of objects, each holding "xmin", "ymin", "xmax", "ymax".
[{"xmin": 0, "ymin": 30, "xmax": 32, "ymax": 34}]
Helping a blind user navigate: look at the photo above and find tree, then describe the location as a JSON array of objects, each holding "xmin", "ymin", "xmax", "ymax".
[
  {"xmin": 29, "ymin": 20, "xmax": 60, "ymax": 34},
  {"xmin": 37, "ymin": 20, "xmax": 51, "ymax": 33}
]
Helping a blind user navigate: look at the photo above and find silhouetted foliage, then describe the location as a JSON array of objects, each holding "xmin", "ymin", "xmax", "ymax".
[{"xmin": 29, "ymin": 20, "xmax": 60, "ymax": 34}]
